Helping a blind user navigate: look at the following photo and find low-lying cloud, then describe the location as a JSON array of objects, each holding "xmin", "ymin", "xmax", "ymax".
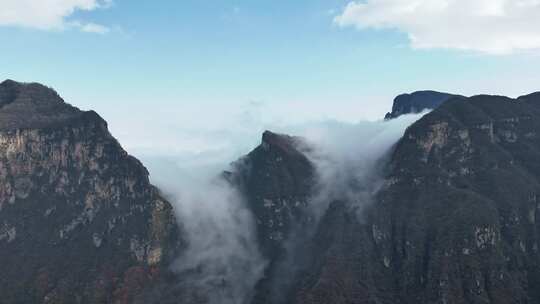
[
  {"xmin": 143, "ymin": 158, "xmax": 266, "ymax": 304},
  {"xmin": 292, "ymin": 113, "xmax": 426, "ymax": 219},
  {"xmin": 335, "ymin": 0, "xmax": 540, "ymax": 54},
  {"xmin": 139, "ymin": 110, "xmax": 425, "ymax": 304}
]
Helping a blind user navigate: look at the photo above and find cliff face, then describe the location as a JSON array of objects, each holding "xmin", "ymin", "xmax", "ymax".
[
  {"xmin": 299, "ymin": 94, "xmax": 540, "ymax": 303},
  {"xmin": 224, "ymin": 131, "xmax": 315, "ymax": 304},
  {"xmin": 229, "ymin": 131, "xmax": 315, "ymax": 259},
  {"xmin": 0, "ymin": 80, "xmax": 179, "ymax": 304},
  {"xmin": 232, "ymin": 94, "xmax": 540, "ymax": 304},
  {"xmin": 370, "ymin": 95, "xmax": 540, "ymax": 304},
  {"xmin": 385, "ymin": 90, "xmax": 463, "ymax": 119}
]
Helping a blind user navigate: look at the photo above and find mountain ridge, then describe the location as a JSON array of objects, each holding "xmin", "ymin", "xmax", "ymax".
[
  {"xmin": 3, "ymin": 79, "xmax": 540, "ymax": 303},
  {"xmin": 233, "ymin": 92, "xmax": 540, "ymax": 303}
]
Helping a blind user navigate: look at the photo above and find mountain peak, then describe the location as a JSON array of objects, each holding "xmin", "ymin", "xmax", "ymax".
[
  {"xmin": 385, "ymin": 90, "xmax": 464, "ymax": 119},
  {"xmin": 261, "ymin": 130, "xmax": 308, "ymax": 156},
  {"xmin": 0, "ymin": 79, "xmax": 60, "ymax": 106},
  {"xmin": 0, "ymin": 79, "xmax": 102, "ymax": 130},
  {"xmin": 261, "ymin": 130, "xmax": 293, "ymax": 146}
]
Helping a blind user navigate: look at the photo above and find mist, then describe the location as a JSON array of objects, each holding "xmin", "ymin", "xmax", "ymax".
[
  {"xmin": 292, "ymin": 112, "xmax": 427, "ymax": 219},
  {"xmin": 137, "ymin": 111, "xmax": 426, "ymax": 304},
  {"xmin": 141, "ymin": 157, "xmax": 266, "ymax": 304}
]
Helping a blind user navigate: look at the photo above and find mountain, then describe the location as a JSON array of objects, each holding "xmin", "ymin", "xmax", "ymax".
[
  {"xmin": 225, "ymin": 131, "xmax": 316, "ymax": 303},
  {"xmin": 228, "ymin": 131, "xmax": 315, "ymax": 259},
  {"xmin": 0, "ymin": 80, "xmax": 180, "ymax": 304},
  {"xmin": 4, "ymin": 79, "xmax": 540, "ymax": 304},
  {"xmin": 232, "ymin": 93, "xmax": 540, "ymax": 303},
  {"xmin": 384, "ymin": 90, "xmax": 464, "ymax": 119}
]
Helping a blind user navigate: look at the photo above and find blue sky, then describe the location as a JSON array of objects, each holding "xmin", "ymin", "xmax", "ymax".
[{"xmin": 2, "ymin": 0, "xmax": 540, "ymax": 156}]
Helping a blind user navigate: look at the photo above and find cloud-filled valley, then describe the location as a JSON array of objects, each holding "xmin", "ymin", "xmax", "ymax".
[{"xmin": 139, "ymin": 111, "xmax": 426, "ymax": 303}]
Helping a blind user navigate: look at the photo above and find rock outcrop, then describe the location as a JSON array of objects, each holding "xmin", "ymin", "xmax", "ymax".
[
  {"xmin": 0, "ymin": 80, "xmax": 180, "ymax": 304},
  {"xmin": 385, "ymin": 90, "xmax": 463, "ymax": 119}
]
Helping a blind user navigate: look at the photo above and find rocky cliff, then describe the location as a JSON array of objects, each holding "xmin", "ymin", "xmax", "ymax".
[
  {"xmin": 233, "ymin": 93, "xmax": 540, "ymax": 303},
  {"xmin": 0, "ymin": 80, "xmax": 180, "ymax": 304}
]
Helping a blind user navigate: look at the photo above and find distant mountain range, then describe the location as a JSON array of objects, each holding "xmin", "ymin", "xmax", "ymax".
[{"xmin": 1, "ymin": 79, "xmax": 540, "ymax": 304}]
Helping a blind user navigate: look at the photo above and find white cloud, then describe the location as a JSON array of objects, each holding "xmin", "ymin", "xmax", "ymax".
[
  {"xmin": 0, "ymin": 0, "xmax": 112, "ymax": 33},
  {"xmin": 334, "ymin": 0, "xmax": 540, "ymax": 54},
  {"xmin": 79, "ymin": 22, "xmax": 110, "ymax": 34}
]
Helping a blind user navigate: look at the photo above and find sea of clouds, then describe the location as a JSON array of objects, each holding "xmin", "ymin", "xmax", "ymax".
[{"xmin": 135, "ymin": 109, "xmax": 426, "ymax": 304}]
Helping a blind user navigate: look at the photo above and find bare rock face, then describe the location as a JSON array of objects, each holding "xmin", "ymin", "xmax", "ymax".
[{"xmin": 0, "ymin": 80, "xmax": 180, "ymax": 304}]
